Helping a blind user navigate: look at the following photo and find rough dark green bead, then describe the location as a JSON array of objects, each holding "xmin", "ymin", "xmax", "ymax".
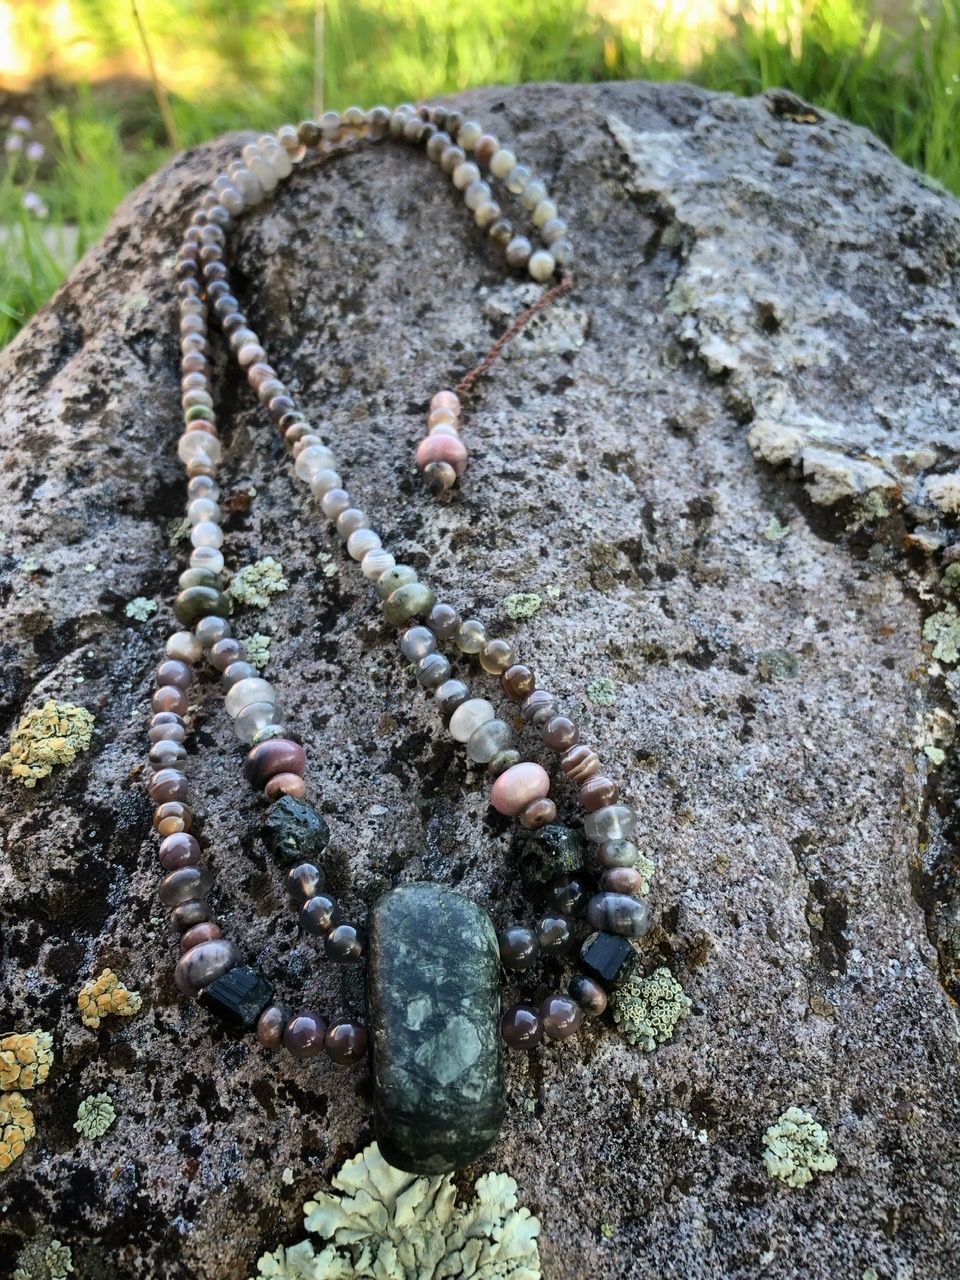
[
  {"xmin": 175, "ymin": 585, "xmax": 231, "ymax": 625},
  {"xmin": 513, "ymin": 823, "xmax": 587, "ymax": 889},
  {"xmin": 367, "ymin": 882, "xmax": 504, "ymax": 1174},
  {"xmin": 383, "ymin": 583, "xmax": 437, "ymax": 627},
  {"xmin": 261, "ymin": 795, "xmax": 331, "ymax": 867}
]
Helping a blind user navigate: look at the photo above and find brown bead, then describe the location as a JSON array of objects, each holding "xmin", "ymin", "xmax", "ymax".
[
  {"xmin": 501, "ymin": 663, "xmax": 535, "ymax": 702},
  {"xmin": 156, "ymin": 660, "xmax": 193, "ymax": 690},
  {"xmin": 500, "ymin": 1003, "xmax": 543, "ymax": 1050},
  {"xmin": 244, "ymin": 739, "xmax": 306, "ymax": 789},
  {"xmin": 152, "ymin": 685, "xmax": 189, "ymax": 716},
  {"xmin": 159, "ymin": 832, "xmax": 201, "ymax": 870},
  {"xmin": 154, "ymin": 801, "xmax": 191, "ymax": 836},
  {"xmin": 536, "ymin": 913, "xmax": 575, "ymax": 957},
  {"xmin": 180, "ymin": 921, "xmax": 222, "ymax": 953},
  {"xmin": 601, "ymin": 867, "xmax": 645, "ymax": 897},
  {"xmin": 568, "ymin": 974, "xmax": 608, "ymax": 1018},
  {"xmin": 540, "ymin": 992, "xmax": 583, "ymax": 1041},
  {"xmin": 580, "ymin": 775, "xmax": 620, "ymax": 812},
  {"xmin": 521, "ymin": 690, "xmax": 557, "ymax": 726},
  {"xmin": 325, "ymin": 922, "xmax": 365, "ymax": 963},
  {"xmin": 265, "ymin": 772, "xmax": 307, "ymax": 800},
  {"xmin": 324, "ymin": 1021, "xmax": 368, "ymax": 1065},
  {"xmin": 256, "ymin": 1004, "xmax": 288, "ymax": 1049},
  {"xmin": 480, "ymin": 638, "xmax": 515, "ymax": 675},
  {"xmin": 561, "ymin": 744, "xmax": 601, "ymax": 785},
  {"xmin": 171, "ymin": 898, "xmax": 210, "ymax": 931},
  {"xmin": 474, "ymin": 133, "xmax": 498, "ymax": 165},
  {"xmin": 148, "ymin": 768, "xmax": 189, "ymax": 803},
  {"xmin": 542, "ymin": 715, "xmax": 579, "ymax": 752},
  {"xmin": 520, "ymin": 797, "xmax": 556, "ymax": 830},
  {"xmin": 283, "ymin": 1012, "xmax": 326, "ymax": 1058},
  {"xmin": 498, "ymin": 925, "xmax": 540, "ymax": 972},
  {"xmin": 208, "ymin": 638, "xmax": 244, "ymax": 672}
]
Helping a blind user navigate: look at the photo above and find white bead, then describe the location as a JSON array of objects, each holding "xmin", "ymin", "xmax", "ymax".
[
  {"xmin": 190, "ymin": 520, "xmax": 224, "ymax": 549},
  {"xmin": 166, "ymin": 630, "xmax": 203, "ymax": 663},
  {"xmin": 347, "ymin": 528, "xmax": 382, "ymax": 561},
  {"xmin": 464, "ymin": 180, "xmax": 491, "ymax": 211},
  {"xmin": 241, "ymin": 144, "xmax": 278, "ymax": 192},
  {"xmin": 490, "ymin": 148, "xmax": 517, "ymax": 179},
  {"xmin": 474, "ymin": 201, "xmax": 501, "ymax": 229},
  {"xmin": 294, "ymin": 445, "xmax": 336, "ymax": 481},
  {"xmin": 452, "ymin": 161, "xmax": 481, "ymax": 191},
  {"xmin": 188, "ymin": 498, "xmax": 220, "ymax": 525},
  {"xmin": 449, "ymin": 698, "xmax": 497, "ymax": 743},
  {"xmin": 234, "ymin": 701, "xmax": 281, "ymax": 743},
  {"xmin": 458, "ymin": 121, "xmax": 482, "ymax": 150},
  {"xmin": 429, "ymin": 423, "xmax": 460, "ymax": 437},
  {"xmin": 528, "ymin": 250, "xmax": 556, "ymax": 283},
  {"xmin": 259, "ymin": 136, "xmax": 293, "ymax": 177},
  {"xmin": 532, "ymin": 198, "xmax": 558, "ymax": 228},
  {"xmin": 309, "ymin": 468, "xmax": 342, "ymax": 498},
  {"xmin": 190, "ymin": 546, "xmax": 224, "ymax": 572},
  {"xmin": 361, "ymin": 548, "xmax": 395, "ymax": 581},
  {"xmin": 521, "ymin": 179, "xmax": 548, "ymax": 211},
  {"xmin": 177, "ymin": 432, "xmax": 222, "ymax": 465},
  {"xmin": 225, "ymin": 677, "xmax": 277, "ymax": 719}
]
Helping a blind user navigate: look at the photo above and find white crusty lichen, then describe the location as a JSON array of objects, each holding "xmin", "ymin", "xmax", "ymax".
[
  {"xmin": 610, "ymin": 967, "xmax": 692, "ymax": 1051},
  {"xmin": 74, "ymin": 1091, "xmax": 116, "ymax": 1139},
  {"xmin": 228, "ymin": 557, "xmax": 289, "ymax": 609},
  {"xmin": 762, "ymin": 1106, "xmax": 837, "ymax": 1188},
  {"xmin": 251, "ymin": 1141, "xmax": 541, "ymax": 1279}
]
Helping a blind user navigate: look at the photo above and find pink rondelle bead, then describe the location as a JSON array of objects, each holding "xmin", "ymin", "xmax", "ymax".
[
  {"xmin": 431, "ymin": 389, "xmax": 460, "ymax": 416},
  {"xmin": 415, "ymin": 433, "xmax": 468, "ymax": 477},
  {"xmin": 264, "ymin": 771, "xmax": 307, "ymax": 800},
  {"xmin": 490, "ymin": 762, "xmax": 551, "ymax": 817},
  {"xmin": 179, "ymin": 921, "xmax": 222, "ymax": 953}
]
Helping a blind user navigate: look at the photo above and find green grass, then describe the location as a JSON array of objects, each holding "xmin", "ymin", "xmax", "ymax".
[{"xmin": 2, "ymin": 0, "xmax": 959, "ymax": 346}]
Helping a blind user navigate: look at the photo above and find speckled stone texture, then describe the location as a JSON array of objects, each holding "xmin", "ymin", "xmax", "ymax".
[
  {"xmin": 367, "ymin": 882, "xmax": 503, "ymax": 1174},
  {"xmin": 1, "ymin": 80, "xmax": 959, "ymax": 1279}
]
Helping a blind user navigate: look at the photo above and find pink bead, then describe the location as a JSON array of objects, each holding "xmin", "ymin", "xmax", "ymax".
[
  {"xmin": 431, "ymin": 389, "xmax": 461, "ymax": 416},
  {"xmin": 415, "ymin": 433, "xmax": 468, "ymax": 476},
  {"xmin": 490, "ymin": 762, "xmax": 551, "ymax": 817}
]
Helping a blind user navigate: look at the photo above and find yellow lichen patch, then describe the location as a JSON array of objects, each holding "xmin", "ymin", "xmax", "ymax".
[
  {"xmin": 0, "ymin": 1030, "xmax": 53, "ymax": 1091},
  {"xmin": 0, "ymin": 700, "xmax": 95, "ymax": 787},
  {"xmin": 0, "ymin": 1091, "xmax": 36, "ymax": 1171},
  {"xmin": 78, "ymin": 968, "xmax": 142, "ymax": 1030}
]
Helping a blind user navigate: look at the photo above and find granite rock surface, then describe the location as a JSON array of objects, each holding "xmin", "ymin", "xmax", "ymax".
[{"xmin": 1, "ymin": 80, "xmax": 959, "ymax": 1279}]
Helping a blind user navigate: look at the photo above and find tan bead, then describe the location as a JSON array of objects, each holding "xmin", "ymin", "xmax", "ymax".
[
  {"xmin": 427, "ymin": 406, "xmax": 459, "ymax": 429},
  {"xmin": 501, "ymin": 664, "xmax": 535, "ymax": 701},
  {"xmin": 431, "ymin": 389, "xmax": 460, "ymax": 416},
  {"xmin": 474, "ymin": 133, "xmax": 499, "ymax": 166},
  {"xmin": 480, "ymin": 638, "xmax": 515, "ymax": 675},
  {"xmin": 264, "ymin": 772, "xmax": 307, "ymax": 800},
  {"xmin": 561, "ymin": 744, "xmax": 601, "ymax": 785},
  {"xmin": 580, "ymin": 775, "xmax": 620, "ymax": 812}
]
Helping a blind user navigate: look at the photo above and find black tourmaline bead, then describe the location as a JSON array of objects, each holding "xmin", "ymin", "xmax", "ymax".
[
  {"xmin": 199, "ymin": 965, "xmax": 275, "ymax": 1029},
  {"xmin": 513, "ymin": 823, "xmax": 586, "ymax": 888},
  {"xmin": 261, "ymin": 796, "xmax": 330, "ymax": 867},
  {"xmin": 579, "ymin": 930, "xmax": 638, "ymax": 988}
]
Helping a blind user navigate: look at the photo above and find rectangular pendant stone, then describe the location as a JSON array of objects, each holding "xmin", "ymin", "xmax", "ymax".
[{"xmin": 367, "ymin": 882, "xmax": 505, "ymax": 1174}]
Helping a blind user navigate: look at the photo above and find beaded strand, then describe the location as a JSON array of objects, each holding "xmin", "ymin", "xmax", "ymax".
[{"xmin": 150, "ymin": 103, "xmax": 651, "ymax": 1062}]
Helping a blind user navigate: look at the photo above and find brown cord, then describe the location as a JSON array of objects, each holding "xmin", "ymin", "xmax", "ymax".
[{"xmin": 454, "ymin": 274, "xmax": 574, "ymax": 399}]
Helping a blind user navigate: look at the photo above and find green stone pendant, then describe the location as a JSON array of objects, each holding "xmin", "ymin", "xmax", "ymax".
[{"xmin": 367, "ymin": 882, "xmax": 505, "ymax": 1174}]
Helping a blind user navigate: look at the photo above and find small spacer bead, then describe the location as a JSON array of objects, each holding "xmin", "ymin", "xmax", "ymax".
[{"xmin": 520, "ymin": 797, "xmax": 557, "ymax": 830}]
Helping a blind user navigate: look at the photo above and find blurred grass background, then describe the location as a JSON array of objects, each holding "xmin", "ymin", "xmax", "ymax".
[{"xmin": 1, "ymin": 0, "xmax": 959, "ymax": 346}]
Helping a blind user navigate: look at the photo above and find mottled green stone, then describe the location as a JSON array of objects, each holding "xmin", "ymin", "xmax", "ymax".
[
  {"xmin": 368, "ymin": 882, "xmax": 504, "ymax": 1174},
  {"xmin": 382, "ymin": 583, "xmax": 437, "ymax": 627},
  {"xmin": 376, "ymin": 564, "xmax": 419, "ymax": 600},
  {"xmin": 514, "ymin": 822, "xmax": 587, "ymax": 888},
  {"xmin": 261, "ymin": 795, "xmax": 330, "ymax": 867},
  {"xmin": 174, "ymin": 585, "xmax": 231, "ymax": 625}
]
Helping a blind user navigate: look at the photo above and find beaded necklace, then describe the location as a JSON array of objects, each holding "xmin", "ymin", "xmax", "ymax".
[{"xmin": 149, "ymin": 101, "xmax": 651, "ymax": 1175}]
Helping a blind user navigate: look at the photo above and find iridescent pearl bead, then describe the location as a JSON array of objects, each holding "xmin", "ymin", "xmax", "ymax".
[
  {"xmin": 490, "ymin": 762, "xmax": 550, "ymax": 816},
  {"xmin": 540, "ymin": 993, "xmax": 583, "ymax": 1041},
  {"xmin": 456, "ymin": 618, "xmax": 486, "ymax": 654},
  {"xmin": 490, "ymin": 147, "xmax": 517, "ymax": 178},
  {"xmin": 324, "ymin": 1021, "xmax": 368, "ymax": 1065},
  {"xmin": 498, "ymin": 925, "xmax": 539, "ymax": 971},
  {"xmin": 449, "ymin": 698, "xmax": 496, "ymax": 743},
  {"xmin": 500, "ymin": 1004, "xmax": 542, "ymax": 1050},
  {"xmin": 283, "ymin": 1012, "xmax": 326, "ymax": 1058},
  {"xmin": 452, "ymin": 161, "xmax": 481, "ymax": 191},
  {"xmin": 347, "ymin": 528, "xmax": 381, "ymax": 561},
  {"xmin": 166, "ymin": 631, "xmax": 203, "ymax": 663},
  {"xmin": 528, "ymin": 250, "xmax": 556, "ymax": 282},
  {"xmin": 400, "ymin": 625, "xmax": 437, "ymax": 662}
]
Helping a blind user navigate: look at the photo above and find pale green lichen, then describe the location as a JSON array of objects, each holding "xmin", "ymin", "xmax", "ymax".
[
  {"xmin": 243, "ymin": 633, "xmax": 272, "ymax": 671},
  {"xmin": 757, "ymin": 648, "xmax": 799, "ymax": 680},
  {"xmin": 0, "ymin": 701, "xmax": 95, "ymax": 787},
  {"xmin": 21, "ymin": 556, "xmax": 40, "ymax": 573},
  {"xmin": 124, "ymin": 596, "xmax": 158, "ymax": 622},
  {"xmin": 503, "ymin": 593, "xmax": 542, "ymax": 620},
  {"xmin": 762, "ymin": 516, "xmax": 791, "ymax": 542},
  {"xmin": 924, "ymin": 605, "xmax": 960, "ymax": 663},
  {"xmin": 586, "ymin": 677, "xmax": 618, "ymax": 707},
  {"xmin": 942, "ymin": 562, "xmax": 960, "ymax": 594},
  {"xmin": 861, "ymin": 489, "xmax": 890, "ymax": 522},
  {"xmin": 167, "ymin": 516, "xmax": 191, "ymax": 546},
  {"xmin": 633, "ymin": 851, "xmax": 655, "ymax": 896},
  {"xmin": 545, "ymin": 584, "xmax": 562, "ymax": 600},
  {"xmin": 251, "ymin": 1141, "xmax": 541, "ymax": 1279},
  {"xmin": 44, "ymin": 1242, "xmax": 73, "ymax": 1280},
  {"xmin": 610, "ymin": 967, "xmax": 692, "ymax": 1051},
  {"xmin": 229, "ymin": 557, "xmax": 289, "ymax": 609},
  {"xmin": 74, "ymin": 1091, "xmax": 115, "ymax": 1139},
  {"xmin": 762, "ymin": 1106, "xmax": 837, "ymax": 1188}
]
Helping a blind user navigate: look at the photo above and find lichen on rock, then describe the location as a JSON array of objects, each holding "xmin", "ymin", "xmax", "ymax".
[
  {"xmin": 762, "ymin": 1106, "xmax": 837, "ymax": 1188},
  {"xmin": 610, "ymin": 967, "xmax": 692, "ymax": 1051},
  {"xmin": 124, "ymin": 596, "xmax": 159, "ymax": 621},
  {"xmin": 74, "ymin": 1092, "xmax": 116, "ymax": 1139},
  {"xmin": 77, "ymin": 968, "xmax": 142, "ymax": 1029},
  {"xmin": 228, "ymin": 557, "xmax": 289, "ymax": 609},
  {"xmin": 0, "ymin": 701, "xmax": 95, "ymax": 787},
  {"xmin": 0, "ymin": 1091, "xmax": 36, "ymax": 1171},
  {"xmin": 0, "ymin": 1030, "xmax": 53, "ymax": 1092},
  {"xmin": 251, "ymin": 1141, "xmax": 541, "ymax": 1279}
]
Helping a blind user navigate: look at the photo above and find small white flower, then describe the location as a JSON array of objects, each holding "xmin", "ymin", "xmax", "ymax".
[
  {"xmin": 5, "ymin": 134, "xmax": 23, "ymax": 154},
  {"xmin": 26, "ymin": 140, "xmax": 44, "ymax": 163},
  {"xmin": 22, "ymin": 191, "xmax": 48, "ymax": 219},
  {"xmin": 11, "ymin": 115, "xmax": 32, "ymax": 133}
]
